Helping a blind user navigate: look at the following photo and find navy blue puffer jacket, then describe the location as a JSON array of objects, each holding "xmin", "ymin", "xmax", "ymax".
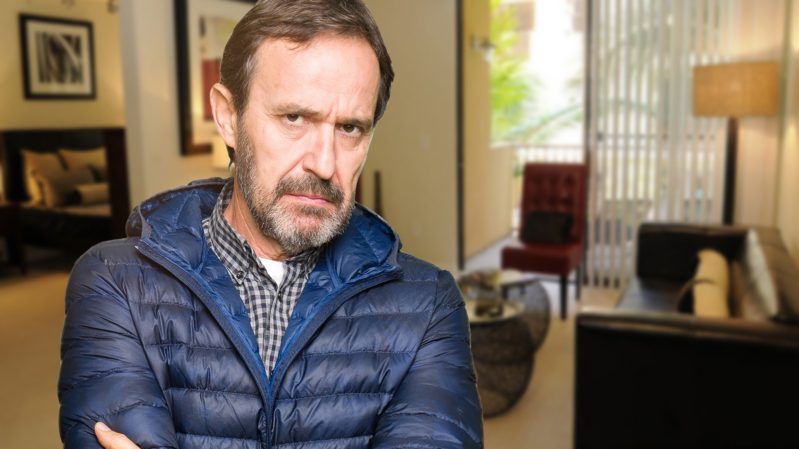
[{"xmin": 58, "ymin": 179, "xmax": 483, "ymax": 449}]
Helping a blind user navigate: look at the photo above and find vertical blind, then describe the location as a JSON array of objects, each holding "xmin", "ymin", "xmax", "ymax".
[{"xmin": 586, "ymin": 0, "xmax": 736, "ymax": 288}]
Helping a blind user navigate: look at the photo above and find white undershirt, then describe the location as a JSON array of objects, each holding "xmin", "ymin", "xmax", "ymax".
[{"xmin": 259, "ymin": 257, "xmax": 286, "ymax": 287}]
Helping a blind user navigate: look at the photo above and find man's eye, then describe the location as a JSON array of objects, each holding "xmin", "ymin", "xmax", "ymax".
[
  {"xmin": 340, "ymin": 124, "xmax": 361, "ymax": 135},
  {"xmin": 285, "ymin": 114, "xmax": 302, "ymax": 123}
]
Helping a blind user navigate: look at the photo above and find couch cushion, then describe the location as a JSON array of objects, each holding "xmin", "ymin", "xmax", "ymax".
[
  {"xmin": 750, "ymin": 228, "xmax": 799, "ymax": 323},
  {"xmin": 73, "ymin": 182, "xmax": 109, "ymax": 206},
  {"xmin": 501, "ymin": 241, "xmax": 582, "ymax": 275},
  {"xmin": 21, "ymin": 150, "xmax": 63, "ymax": 204},
  {"xmin": 616, "ymin": 277, "xmax": 685, "ymax": 312},
  {"xmin": 37, "ymin": 167, "xmax": 95, "ymax": 207},
  {"xmin": 521, "ymin": 211, "xmax": 573, "ymax": 244},
  {"xmin": 729, "ymin": 260, "xmax": 770, "ymax": 319},
  {"xmin": 741, "ymin": 230, "xmax": 780, "ymax": 319},
  {"xmin": 58, "ymin": 147, "xmax": 108, "ymax": 182},
  {"xmin": 636, "ymin": 223, "xmax": 745, "ymax": 282}
]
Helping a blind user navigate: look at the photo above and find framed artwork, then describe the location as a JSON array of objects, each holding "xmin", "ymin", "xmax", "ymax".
[
  {"xmin": 18, "ymin": 14, "xmax": 96, "ymax": 100},
  {"xmin": 175, "ymin": 0, "xmax": 255, "ymax": 156}
]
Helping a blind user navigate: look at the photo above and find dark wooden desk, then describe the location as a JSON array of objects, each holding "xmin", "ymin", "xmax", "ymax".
[{"xmin": 0, "ymin": 202, "xmax": 27, "ymax": 274}]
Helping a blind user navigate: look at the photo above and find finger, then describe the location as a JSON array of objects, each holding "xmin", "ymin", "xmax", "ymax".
[{"xmin": 94, "ymin": 422, "xmax": 141, "ymax": 449}]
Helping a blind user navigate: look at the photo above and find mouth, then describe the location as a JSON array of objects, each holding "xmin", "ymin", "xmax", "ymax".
[{"xmin": 284, "ymin": 192, "xmax": 335, "ymax": 207}]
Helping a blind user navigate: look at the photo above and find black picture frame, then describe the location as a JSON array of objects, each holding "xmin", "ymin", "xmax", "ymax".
[
  {"xmin": 174, "ymin": 0, "xmax": 256, "ymax": 156},
  {"xmin": 19, "ymin": 14, "xmax": 96, "ymax": 100}
]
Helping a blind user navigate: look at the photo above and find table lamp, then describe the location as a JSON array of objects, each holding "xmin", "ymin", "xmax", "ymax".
[{"xmin": 692, "ymin": 61, "xmax": 779, "ymax": 224}]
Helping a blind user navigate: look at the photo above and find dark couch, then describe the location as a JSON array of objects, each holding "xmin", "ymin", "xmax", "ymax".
[{"xmin": 575, "ymin": 223, "xmax": 799, "ymax": 449}]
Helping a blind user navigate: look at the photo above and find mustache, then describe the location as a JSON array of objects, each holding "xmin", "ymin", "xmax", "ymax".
[{"xmin": 275, "ymin": 175, "xmax": 345, "ymax": 205}]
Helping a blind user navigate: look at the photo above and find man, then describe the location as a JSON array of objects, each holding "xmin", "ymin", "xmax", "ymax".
[{"xmin": 58, "ymin": 1, "xmax": 483, "ymax": 448}]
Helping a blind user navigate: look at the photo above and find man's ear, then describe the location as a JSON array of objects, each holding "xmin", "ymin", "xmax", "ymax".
[{"xmin": 210, "ymin": 83, "xmax": 238, "ymax": 148}]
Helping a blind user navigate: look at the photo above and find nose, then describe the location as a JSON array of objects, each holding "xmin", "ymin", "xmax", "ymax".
[{"xmin": 302, "ymin": 125, "xmax": 336, "ymax": 180}]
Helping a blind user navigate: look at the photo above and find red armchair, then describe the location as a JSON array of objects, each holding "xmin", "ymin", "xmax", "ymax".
[{"xmin": 501, "ymin": 163, "xmax": 587, "ymax": 320}]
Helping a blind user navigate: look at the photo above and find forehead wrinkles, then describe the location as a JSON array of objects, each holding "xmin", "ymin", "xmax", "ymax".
[{"xmin": 249, "ymin": 35, "xmax": 380, "ymax": 118}]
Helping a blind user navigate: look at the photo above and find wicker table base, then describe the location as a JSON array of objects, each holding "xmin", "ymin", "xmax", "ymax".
[{"xmin": 460, "ymin": 270, "xmax": 551, "ymax": 417}]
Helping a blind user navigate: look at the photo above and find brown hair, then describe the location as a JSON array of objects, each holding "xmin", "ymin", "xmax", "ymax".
[{"xmin": 220, "ymin": 0, "xmax": 394, "ymax": 123}]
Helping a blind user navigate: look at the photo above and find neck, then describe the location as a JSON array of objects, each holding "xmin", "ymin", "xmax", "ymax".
[{"xmin": 224, "ymin": 181, "xmax": 288, "ymax": 261}]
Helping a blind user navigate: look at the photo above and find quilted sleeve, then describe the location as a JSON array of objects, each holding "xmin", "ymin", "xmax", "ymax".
[
  {"xmin": 371, "ymin": 270, "xmax": 484, "ymax": 449},
  {"xmin": 58, "ymin": 247, "xmax": 178, "ymax": 449}
]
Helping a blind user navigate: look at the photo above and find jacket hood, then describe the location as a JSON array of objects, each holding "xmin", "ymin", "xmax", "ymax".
[{"xmin": 126, "ymin": 177, "xmax": 402, "ymax": 285}]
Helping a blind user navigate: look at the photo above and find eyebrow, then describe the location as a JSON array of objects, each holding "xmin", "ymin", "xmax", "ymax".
[{"xmin": 272, "ymin": 103, "xmax": 374, "ymax": 132}]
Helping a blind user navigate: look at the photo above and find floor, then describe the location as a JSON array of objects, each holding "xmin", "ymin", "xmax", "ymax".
[
  {"xmin": 464, "ymin": 237, "xmax": 619, "ymax": 449},
  {"xmin": 0, "ymin": 254, "xmax": 72, "ymax": 449},
  {"xmin": 0, "ymin": 241, "xmax": 620, "ymax": 449}
]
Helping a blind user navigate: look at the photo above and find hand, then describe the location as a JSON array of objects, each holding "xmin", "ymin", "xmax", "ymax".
[{"xmin": 95, "ymin": 422, "xmax": 140, "ymax": 449}]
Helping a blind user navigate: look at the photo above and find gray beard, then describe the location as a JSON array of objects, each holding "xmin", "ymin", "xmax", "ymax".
[{"xmin": 234, "ymin": 126, "xmax": 353, "ymax": 257}]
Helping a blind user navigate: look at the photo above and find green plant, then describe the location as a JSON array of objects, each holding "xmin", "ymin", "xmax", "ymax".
[{"xmin": 490, "ymin": 0, "xmax": 583, "ymax": 147}]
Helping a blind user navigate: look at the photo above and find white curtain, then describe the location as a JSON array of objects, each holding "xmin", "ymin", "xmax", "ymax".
[{"xmin": 585, "ymin": 0, "xmax": 785, "ymax": 288}]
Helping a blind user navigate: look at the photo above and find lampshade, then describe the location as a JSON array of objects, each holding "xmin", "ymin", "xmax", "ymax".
[{"xmin": 692, "ymin": 61, "xmax": 779, "ymax": 117}]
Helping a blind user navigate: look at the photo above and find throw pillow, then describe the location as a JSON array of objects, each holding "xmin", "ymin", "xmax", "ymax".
[
  {"xmin": 58, "ymin": 147, "xmax": 108, "ymax": 182},
  {"xmin": 37, "ymin": 167, "xmax": 95, "ymax": 207},
  {"xmin": 21, "ymin": 150, "xmax": 64, "ymax": 204},
  {"xmin": 521, "ymin": 211, "xmax": 573, "ymax": 244},
  {"xmin": 678, "ymin": 249, "xmax": 730, "ymax": 318},
  {"xmin": 73, "ymin": 182, "xmax": 109, "ymax": 206}
]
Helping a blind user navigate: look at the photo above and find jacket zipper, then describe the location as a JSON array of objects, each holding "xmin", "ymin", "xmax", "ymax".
[{"xmin": 266, "ymin": 270, "xmax": 401, "ymax": 447}]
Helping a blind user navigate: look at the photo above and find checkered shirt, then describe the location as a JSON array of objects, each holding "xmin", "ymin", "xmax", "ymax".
[{"xmin": 202, "ymin": 181, "xmax": 320, "ymax": 376}]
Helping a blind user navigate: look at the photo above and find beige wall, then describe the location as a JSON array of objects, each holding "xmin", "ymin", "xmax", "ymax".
[
  {"xmin": 0, "ymin": 0, "xmax": 125, "ymax": 129},
  {"xmin": 462, "ymin": 0, "xmax": 514, "ymax": 258},
  {"xmin": 120, "ymin": 0, "xmax": 226, "ymax": 205},
  {"xmin": 361, "ymin": 0, "xmax": 459, "ymax": 271},
  {"xmin": 777, "ymin": 0, "xmax": 799, "ymax": 265},
  {"xmin": 732, "ymin": 0, "xmax": 785, "ymax": 226}
]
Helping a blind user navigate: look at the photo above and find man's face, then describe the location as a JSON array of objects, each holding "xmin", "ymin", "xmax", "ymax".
[{"xmin": 233, "ymin": 34, "xmax": 381, "ymax": 256}]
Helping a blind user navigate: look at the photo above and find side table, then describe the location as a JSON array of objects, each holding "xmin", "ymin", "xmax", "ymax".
[
  {"xmin": 498, "ymin": 272, "xmax": 551, "ymax": 350},
  {"xmin": 465, "ymin": 297, "xmax": 535, "ymax": 417},
  {"xmin": 0, "ymin": 202, "xmax": 27, "ymax": 275},
  {"xmin": 459, "ymin": 269, "xmax": 552, "ymax": 417}
]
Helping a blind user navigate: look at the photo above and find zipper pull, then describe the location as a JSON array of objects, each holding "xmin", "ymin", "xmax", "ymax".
[{"xmin": 258, "ymin": 409, "xmax": 269, "ymax": 444}]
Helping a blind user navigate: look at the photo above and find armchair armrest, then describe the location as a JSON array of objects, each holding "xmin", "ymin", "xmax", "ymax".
[
  {"xmin": 577, "ymin": 306, "xmax": 799, "ymax": 350},
  {"xmin": 575, "ymin": 307, "xmax": 799, "ymax": 449}
]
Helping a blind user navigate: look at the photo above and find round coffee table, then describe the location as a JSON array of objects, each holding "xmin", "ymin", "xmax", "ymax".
[
  {"xmin": 459, "ymin": 270, "xmax": 551, "ymax": 417},
  {"xmin": 499, "ymin": 274, "xmax": 551, "ymax": 351},
  {"xmin": 466, "ymin": 297, "xmax": 535, "ymax": 417}
]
